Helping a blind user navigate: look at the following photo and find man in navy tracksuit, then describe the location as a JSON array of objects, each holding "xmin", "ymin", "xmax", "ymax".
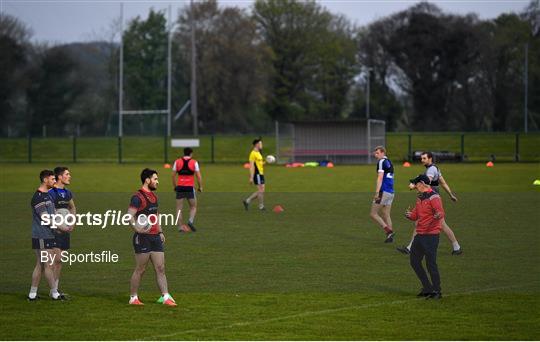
[{"xmin": 406, "ymin": 174, "xmax": 445, "ymax": 299}]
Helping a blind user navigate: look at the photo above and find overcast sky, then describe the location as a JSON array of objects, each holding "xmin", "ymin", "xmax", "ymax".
[{"xmin": 1, "ymin": 0, "xmax": 529, "ymax": 44}]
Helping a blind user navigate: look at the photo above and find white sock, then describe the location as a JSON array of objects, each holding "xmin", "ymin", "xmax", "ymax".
[
  {"xmin": 259, "ymin": 204, "xmax": 264, "ymax": 209},
  {"xmin": 29, "ymin": 286, "xmax": 38, "ymax": 299},
  {"xmin": 452, "ymin": 242, "xmax": 461, "ymax": 251},
  {"xmin": 246, "ymin": 198, "xmax": 251, "ymax": 204},
  {"xmin": 163, "ymin": 293, "xmax": 170, "ymax": 301},
  {"xmin": 407, "ymin": 240, "xmax": 413, "ymax": 250},
  {"xmin": 129, "ymin": 295, "xmax": 138, "ymax": 303},
  {"xmin": 55, "ymin": 279, "xmax": 59, "ymax": 289},
  {"xmin": 50, "ymin": 288, "xmax": 60, "ymax": 299},
  {"xmin": 188, "ymin": 218, "xmax": 194, "ymax": 224}
]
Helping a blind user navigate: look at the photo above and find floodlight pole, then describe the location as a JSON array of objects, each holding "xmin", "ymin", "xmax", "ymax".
[
  {"xmin": 118, "ymin": 2, "xmax": 124, "ymax": 138},
  {"xmin": 524, "ymin": 42, "xmax": 528, "ymax": 134},
  {"xmin": 167, "ymin": 4, "xmax": 172, "ymax": 137},
  {"xmin": 190, "ymin": 0, "xmax": 198, "ymax": 136}
]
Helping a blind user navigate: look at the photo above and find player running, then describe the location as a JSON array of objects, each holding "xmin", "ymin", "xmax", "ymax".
[
  {"xmin": 397, "ymin": 151, "xmax": 462, "ymax": 255},
  {"xmin": 49, "ymin": 166, "xmax": 76, "ymax": 299},
  {"xmin": 172, "ymin": 148, "xmax": 202, "ymax": 232},
  {"xmin": 128, "ymin": 168, "xmax": 176, "ymax": 306},
  {"xmin": 243, "ymin": 138, "xmax": 265, "ymax": 211},
  {"xmin": 370, "ymin": 146, "xmax": 395, "ymax": 243},
  {"xmin": 28, "ymin": 170, "xmax": 62, "ymax": 301}
]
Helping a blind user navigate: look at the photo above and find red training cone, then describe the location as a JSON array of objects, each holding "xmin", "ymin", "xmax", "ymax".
[
  {"xmin": 273, "ymin": 205, "xmax": 284, "ymax": 213},
  {"xmin": 403, "ymin": 161, "xmax": 411, "ymax": 167},
  {"xmin": 163, "ymin": 163, "xmax": 171, "ymax": 169},
  {"xmin": 486, "ymin": 161, "xmax": 494, "ymax": 167},
  {"xmin": 243, "ymin": 162, "xmax": 250, "ymax": 169}
]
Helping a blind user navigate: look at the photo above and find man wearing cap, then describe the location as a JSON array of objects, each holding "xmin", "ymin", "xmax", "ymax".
[
  {"xmin": 398, "ymin": 151, "xmax": 462, "ymax": 255},
  {"xmin": 406, "ymin": 174, "xmax": 444, "ymax": 299}
]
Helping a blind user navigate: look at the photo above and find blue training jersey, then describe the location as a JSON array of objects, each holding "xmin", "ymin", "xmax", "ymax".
[
  {"xmin": 376, "ymin": 157, "xmax": 394, "ymax": 193},
  {"xmin": 49, "ymin": 187, "xmax": 73, "ymax": 209}
]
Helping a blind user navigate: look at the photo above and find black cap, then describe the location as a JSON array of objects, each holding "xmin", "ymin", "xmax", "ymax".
[{"xmin": 409, "ymin": 174, "xmax": 430, "ymax": 185}]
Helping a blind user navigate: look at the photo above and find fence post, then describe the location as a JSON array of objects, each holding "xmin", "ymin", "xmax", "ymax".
[
  {"xmin": 460, "ymin": 134, "xmax": 465, "ymax": 162},
  {"xmin": 28, "ymin": 134, "xmax": 32, "ymax": 163},
  {"xmin": 211, "ymin": 135, "xmax": 215, "ymax": 163},
  {"xmin": 73, "ymin": 136, "xmax": 77, "ymax": 163},
  {"xmin": 164, "ymin": 135, "xmax": 168, "ymax": 163},
  {"xmin": 407, "ymin": 134, "xmax": 412, "ymax": 161},
  {"xmin": 275, "ymin": 120, "xmax": 280, "ymax": 163},
  {"xmin": 118, "ymin": 136, "xmax": 122, "ymax": 164},
  {"xmin": 515, "ymin": 133, "xmax": 520, "ymax": 162}
]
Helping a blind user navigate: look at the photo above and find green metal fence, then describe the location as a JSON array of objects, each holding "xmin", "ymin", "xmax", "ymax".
[
  {"xmin": 0, "ymin": 133, "xmax": 538, "ymax": 163},
  {"xmin": 386, "ymin": 132, "xmax": 540, "ymax": 162}
]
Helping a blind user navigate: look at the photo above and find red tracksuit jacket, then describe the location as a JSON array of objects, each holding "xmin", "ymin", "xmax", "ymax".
[{"xmin": 406, "ymin": 189, "xmax": 445, "ymax": 235}]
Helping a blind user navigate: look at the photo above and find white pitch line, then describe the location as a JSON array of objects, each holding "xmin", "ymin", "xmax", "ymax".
[{"xmin": 141, "ymin": 283, "xmax": 538, "ymax": 341}]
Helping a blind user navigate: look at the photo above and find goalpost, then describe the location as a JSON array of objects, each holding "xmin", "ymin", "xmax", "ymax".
[
  {"xmin": 276, "ymin": 119, "xmax": 386, "ymax": 165},
  {"xmin": 117, "ymin": 3, "xmax": 173, "ymax": 141}
]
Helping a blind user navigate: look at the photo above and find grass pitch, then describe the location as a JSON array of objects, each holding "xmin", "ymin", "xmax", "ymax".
[{"xmin": 0, "ymin": 162, "xmax": 539, "ymax": 340}]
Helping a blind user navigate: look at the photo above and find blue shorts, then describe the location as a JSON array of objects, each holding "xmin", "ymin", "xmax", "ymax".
[
  {"xmin": 32, "ymin": 238, "xmax": 57, "ymax": 250},
  {"xmin": 133, "ymin": 233, "xmax": 163, "ymax": 254},
  {"xmin": 253, "ymin": 174, "xmax": 265, "ymax": 185},
  {"xmin": 175, "ymin": 186, "xmax": 196, "ymax": 199},
  {"xmin": 54, "ymin": 232, "xmax": 71, "ymax": 250}
]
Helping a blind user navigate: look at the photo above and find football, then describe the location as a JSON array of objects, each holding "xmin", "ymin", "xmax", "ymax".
[
  {"xmin": 55, "ymin": 208, "xmax": 72, "ymax": 231},
  {"xmin": 266, "ymin": 155, "xmax": 276, "ymax": 164},
  {"xmin": 134, "ymin": 214, "xmax": 152, "ymax": 232}
]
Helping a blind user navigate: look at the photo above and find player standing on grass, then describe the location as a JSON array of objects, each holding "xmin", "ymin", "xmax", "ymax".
[
  {"xmin": 243, "ymin": 138, "xmax": 265, "ymax": 211},
  {"xmin": 406, "ymin": 174, "xmax": 444, "ymax": 299},
  {"xmin": 370, "ymin": 146, "xmax": 395, "ymax": 243},
  {"xmin": 397, "ymin": 152, "xmax": 462, "ymax": 255},
  {"xmin": 49, "ymin": 166, "xmax": 76, "ymax": 299},
  {"xmin": 128, "ymin": 168, "xmax": 176, "ymax": 306},
  {"xmin": 172, "ymin": 148, "xmax": 203, "ymax": 232},
  {"xmin": 28, "ymin": 170, "xmax": 62, "ymax": 301}
]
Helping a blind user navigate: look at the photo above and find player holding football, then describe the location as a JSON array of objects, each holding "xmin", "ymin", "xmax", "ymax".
[
  {"xmin": 243, "ymin": 138, "xmax": 265, "ymax": 211},
  {"xmin": 28, "ymin": 170, "xmax": 62, "ymax": 301},
  {"xmin": 49, "ymin": 166, "xmax": 76, "ymax": 299},
  {"xmin": 128, "ymin": 168, "xmax": 176, "ymax": 306},
  {"xmin": 397, "ymin": 152, "xmax": 462, "ymax": 255},
  {"xmin": 370, "ymin": 146, "xmax": 395, "ymax": 243},
  {"xmin": 172, "ymin": 148, "xmax": 203, "ymax": 232}
]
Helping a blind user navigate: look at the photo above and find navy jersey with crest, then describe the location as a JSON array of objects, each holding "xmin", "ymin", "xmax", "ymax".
[
  {"xmin": 49, "ymin": 187, "xmax": 73, "ymax": 209},
  {"xmin": 376, "ymin": 157, "xmax": 394, "ymax": 193}
]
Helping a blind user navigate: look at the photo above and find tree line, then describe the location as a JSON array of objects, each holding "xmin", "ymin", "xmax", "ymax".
[{"xmin": 1, "ymin": 0, "xmax": 538, "ymax": 136}]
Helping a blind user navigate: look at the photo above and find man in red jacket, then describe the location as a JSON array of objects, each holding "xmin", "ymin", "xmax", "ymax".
[{"xmin": 406, "ymin": 174, "xmax": 445, "ymax": 299}]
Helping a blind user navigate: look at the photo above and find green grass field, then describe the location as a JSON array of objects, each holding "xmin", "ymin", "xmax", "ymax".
[{"xmin": 0, "ymin": 162, "xmax": 539, "ymax": 340}]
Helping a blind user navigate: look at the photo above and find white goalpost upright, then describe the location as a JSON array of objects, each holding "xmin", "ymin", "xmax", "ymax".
[{"xmin": 117, "ymin": 3, "xmax": 172, "ymax": 139}]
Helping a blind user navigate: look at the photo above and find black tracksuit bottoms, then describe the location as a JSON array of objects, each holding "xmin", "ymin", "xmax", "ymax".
[{"xmin": 410, "ymin": 234, "xmax": 441, "ymax": 293}]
